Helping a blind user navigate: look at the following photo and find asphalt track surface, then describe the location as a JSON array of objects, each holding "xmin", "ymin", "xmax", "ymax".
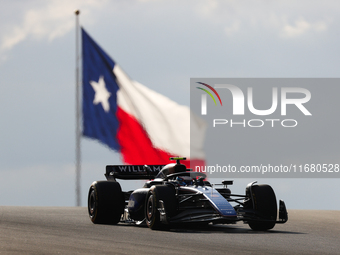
[{"xmin": 0, "ymin": 207, "xmax": 339, "ymax": 254}]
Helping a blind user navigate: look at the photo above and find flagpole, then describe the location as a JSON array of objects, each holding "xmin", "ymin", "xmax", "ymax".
[{"xmin": 75, "ymin": 9, "xmax": 81, "ymax": 207}]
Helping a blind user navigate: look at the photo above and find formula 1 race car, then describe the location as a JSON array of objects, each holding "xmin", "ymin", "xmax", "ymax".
[{"xmin": 87, "ymin": 157, "xmax": 288, "ymax": 231}]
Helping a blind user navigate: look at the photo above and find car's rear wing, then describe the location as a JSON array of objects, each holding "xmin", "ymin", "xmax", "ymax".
[{"xmin": 105, "ymin": 165, "xmax": 165, "ymax": 180}]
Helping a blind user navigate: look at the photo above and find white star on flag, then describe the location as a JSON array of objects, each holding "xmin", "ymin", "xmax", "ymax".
[{"xmin": 90, "ymin": 76, "xmax": 111, "ymax": 112}]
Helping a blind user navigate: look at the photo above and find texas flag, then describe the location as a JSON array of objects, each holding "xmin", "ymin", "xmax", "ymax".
[{"xmin": 82, "ymin": 28, "xmax": 205, "ymax": 167}]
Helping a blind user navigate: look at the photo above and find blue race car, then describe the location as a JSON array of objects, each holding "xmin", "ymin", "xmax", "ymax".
[{"xmin": 88, "ymin": 157, "xmax": 288, "ymax": 230}]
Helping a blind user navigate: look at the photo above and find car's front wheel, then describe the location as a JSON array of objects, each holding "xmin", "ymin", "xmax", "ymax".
[
  {"xmin": 247, "ymin": 184, "xmax": 277, "ymax": 231},
  {"xmin": 145, "ymin": 185, "xmax": 176, "ymax": 230}
]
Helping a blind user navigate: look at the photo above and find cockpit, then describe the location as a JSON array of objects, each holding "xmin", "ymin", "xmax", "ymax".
[{"xmin": 155, "ymin": 163, "xmax": 188, "ymax": 179}]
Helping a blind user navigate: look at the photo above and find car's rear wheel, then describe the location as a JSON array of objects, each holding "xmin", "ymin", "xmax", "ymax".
[
  {"xmin": 247, "ymin": 184, "xmax": 277, "ymax": 231},
  {"xmin": 145, "ymin": 185, "xmax": 176, "ymax": 230},
  {"xmin": 88, "ymin": 181, "xmax": 125, "ymax": 224}
]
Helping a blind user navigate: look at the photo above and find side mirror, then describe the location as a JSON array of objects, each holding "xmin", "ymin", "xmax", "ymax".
[{"xmin": 143, "ymin": 165, "xmax": 152, "ymax": 180}]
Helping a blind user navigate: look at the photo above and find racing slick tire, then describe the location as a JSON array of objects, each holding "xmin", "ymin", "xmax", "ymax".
[
  {"xmin": 88, "ymin": 181, "xmax": 125, "ymax": 225},
  {"xmin": 145, "ymin": 185, "xmax": 176, "ymax": 230},
  {"xmin": 247, "ymin": 184, "xmax": 277, "ymax": 231}
]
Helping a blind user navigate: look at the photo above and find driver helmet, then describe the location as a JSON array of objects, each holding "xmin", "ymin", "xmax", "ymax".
[{"xmin": 176, "ymin": 176, "xmax": 193, "ymax": 186}]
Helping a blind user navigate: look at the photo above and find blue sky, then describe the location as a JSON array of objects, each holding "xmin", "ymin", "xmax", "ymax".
[{"xmin": 0, "ymin": 0, "xmax": 339, "ymax": 208}]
